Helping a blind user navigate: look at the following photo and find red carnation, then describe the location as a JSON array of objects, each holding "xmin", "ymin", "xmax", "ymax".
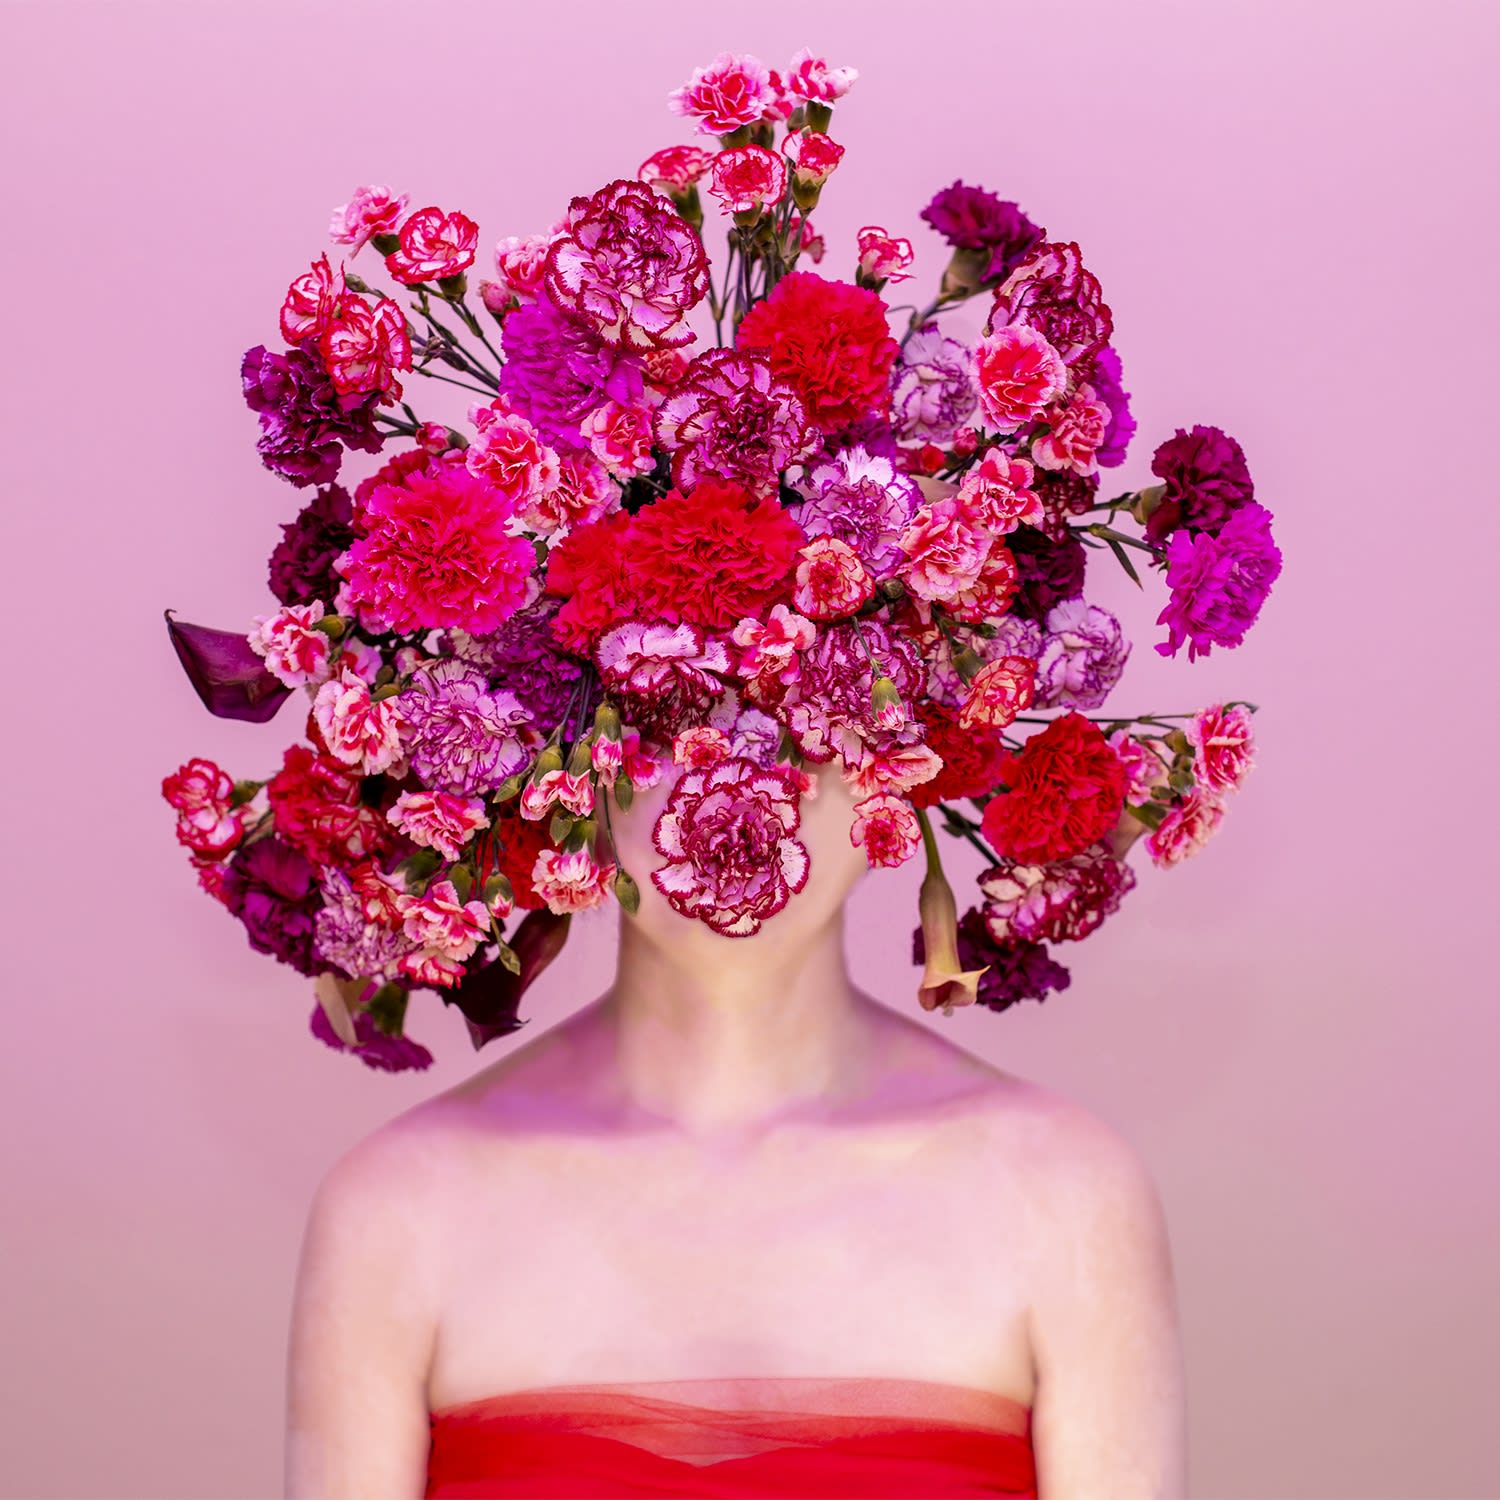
[
  {"xmin": 626, "ymin": 481, "xmax": 805, "ymax": 630},
  {"xmin": 908, "ymin": 700, "xmax": 1010, "ymax": 810},
  {"xmin": 266, "ymin": 742, "xmax": 395, "ymax": 867},
  {"xmin": 736, "ymin": 271, "xmax": 898, "ymax": 432},
  {"xmin": 980, "ymin": 711, "xmax": 1126, "ymax": 864},
  {"xmin": 475, "ymin": 801, "xmax": 555, "ymax": 910},
  {"xmin": 542, "ymin": 509, "xmax": 643, "ymax": 654}
]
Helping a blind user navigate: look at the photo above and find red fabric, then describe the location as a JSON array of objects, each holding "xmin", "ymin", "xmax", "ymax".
[{"xmin": 426, "ymin": 1376, "xmax": 1036, "ymax": 1498}]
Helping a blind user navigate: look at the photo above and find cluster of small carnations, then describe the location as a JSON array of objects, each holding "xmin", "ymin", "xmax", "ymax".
[{"xmin": 161, "ymin": 49, "xmax": 1281, "ymax": 1072}]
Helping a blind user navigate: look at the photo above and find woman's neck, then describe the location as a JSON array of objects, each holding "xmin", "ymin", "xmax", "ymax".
[{"xmin": 596, "ymin": 905, "xmax": 884, "ymax": 1144}]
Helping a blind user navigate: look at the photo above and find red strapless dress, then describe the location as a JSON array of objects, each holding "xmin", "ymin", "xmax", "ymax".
[{"xmin": 426, "ymin": 1374, "xmax": 1036, "ymax": 1497}]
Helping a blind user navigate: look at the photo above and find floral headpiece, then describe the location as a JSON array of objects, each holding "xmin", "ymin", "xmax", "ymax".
[{"xmin": 162, "ymin": 50, "xmax": 1282, "ymax": 1071}]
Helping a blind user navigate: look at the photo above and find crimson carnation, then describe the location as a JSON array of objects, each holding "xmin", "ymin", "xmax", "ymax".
[
  {"xmin": 626, "ymin": 481, "xmax": 805, "ymax": 629},
  {"xmin": 981, "ymin": 711, "xmax": 1127, "ymax": 864},
  {"xmin": 737, "ymin": 271, "xmax": 899, "ymax": 432},
  {"xmin": 908, "ymin": 699, "xmax": 1010, "ymax": 809},
  {"xmin": 475, "ymin": 802, "xmax": 556, "ymax": 910},
  {"xmin": 339, "ymin": 464, "xmax": 537, "ymax": 636},
  {"xmin": 543, "ymin": 509, "xmax": 642, "ymax": 655},
  {"xmin": 266, "ymin": 742, "xmax": 395, "ymax": 867}
]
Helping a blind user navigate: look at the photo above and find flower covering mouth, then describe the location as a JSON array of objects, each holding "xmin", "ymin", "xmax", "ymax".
[{"xmin": 163, "ymin": 48, "xmax": 1280, "ymax": 1070}]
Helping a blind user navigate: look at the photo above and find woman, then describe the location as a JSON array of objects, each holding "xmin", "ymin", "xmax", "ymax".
[{"xmin": 284, "ymin": 754, "xmax": 1187, "ymax": 1498}]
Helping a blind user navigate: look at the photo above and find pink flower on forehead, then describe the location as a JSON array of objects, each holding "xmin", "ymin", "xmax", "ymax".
[
  {"xmin": 596, "ymin": 620, "xmax": 733, "ymax": 744},
  {"xmin": 958, "ymin": 654, "xmax": 1036, "ymax": 732},
  {"xmin": 1032, "ymin": 383, "xmax": 1110, "ymax": 476},
  {"xmin": 639, "ymin": 145, "xmax": 715, "ymax": 191},
  {"xmin": 545, "ymin": 179, "xmax": 709, "ymax": 351},
  {"xmin": 1186, "ymin": 702, "xmax": 1256, "ymax": 795},
  {"xmin": 708, "ymin": 145, "xmax": 788, "ymax": 215},
  {"xmin": 850, "ymin": 792, "xmax": 922, "ymax": 869},
  {"xmin": 954, "ymin": 449, "xmax": 1045, "ymax": 533},
  {"xmin": 466, "ymin": 399, "xmax": 561, "ymax": 508},
  {"xmin": 784, "ymin": 48, "xmax": 859, "ymax": 102},
  {"xmin": 793, "ymin": 535, "xmax": 875, "ymax": 620},
  {"xmin": 973, "ymin": 325, "xmax": 1069, "ymax": 432},
  {"xmin": 856, "ymin": 226, "xmax": 914, "ymax": 286},
  {"xmin": 311, "ymin": 664, "xmax": 406, "ymax": 775},
  {"xmin": 384, "ymin": 205, "xmax": 479, "ymax": 286},
  {"xmin": 281, "ymin": 254, "xmax": 346, "ymax": 344},
  {"xmin": 329, "ymin": 185, "xmax": 408, "ymax": 254},
  {"xmin": 650, "ymin": 756, "xmax": 810, "ymax": 936},
  {"xmin": 247, "ymin": 601, "xmax": 334, "ymax": 689},
  {"xmin": 387, "ymin": 788, "xmax": 490, "ymax": 862},
  {"xmin": 668, "ymin": 53, "xmax": 777, "ymax": 135},
  {"xmin": 533, "ymin": 847, "xmax": 617, "ymax": 914},
  {"xmin": 783, "ymin": 130, "xmax": 844, "ymax": 187},
  {"xmin": 318, "ymin": 294, "xmax": 412, "ymax": 401}
]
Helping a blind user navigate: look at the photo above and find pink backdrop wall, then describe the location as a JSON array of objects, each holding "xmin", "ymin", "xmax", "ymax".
[{"xmin": 4, "ymin": 1, "xmax": 1496, "ymax": 1495}]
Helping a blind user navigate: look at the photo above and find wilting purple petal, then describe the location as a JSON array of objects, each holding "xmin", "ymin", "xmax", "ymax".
[{"xmin": 165, "ymin": 608, "xmax": 294, "ymax": 722}]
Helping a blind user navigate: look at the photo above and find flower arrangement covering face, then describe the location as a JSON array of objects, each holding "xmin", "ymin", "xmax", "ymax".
[{"xmin": 162, "ymin": 49, "xmax": 1282, "ymax": 1072}]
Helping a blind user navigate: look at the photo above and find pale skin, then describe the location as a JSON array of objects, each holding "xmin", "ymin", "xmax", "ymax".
[{"xmin": 285, "ymin": 757, "xmax": 1187, "ymax": 1499}]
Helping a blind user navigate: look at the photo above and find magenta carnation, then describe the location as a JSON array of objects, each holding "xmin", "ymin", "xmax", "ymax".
[
  {"xmin": 544, "ymin": 178, "xmax": 710, "ymax": 351},
  {"xmin": 337, "ymin": 465, "xmax": 537, "ymax": 636},
  {"xmin": 1155, "ymin": 501, "xmax": 1282, "ymax": 661},
  {"xmin": 649, "ymin": 757, "xmax": 810, "ymax": 936}
]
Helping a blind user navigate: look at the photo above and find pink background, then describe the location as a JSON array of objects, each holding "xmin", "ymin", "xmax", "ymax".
[{"xmin": 4, "ymin": 1, "xmax": 1496, "ymax": 1495}]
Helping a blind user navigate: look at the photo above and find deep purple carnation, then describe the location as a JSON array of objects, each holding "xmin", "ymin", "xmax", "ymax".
[
  {"xmin": 1032, "ymin": 470, "xmax": 1099, "ymax": 544},
  {"xmin": 920, "ymin": 182, "xmax": 1045, "ymax": 282},
  {"xmin": 977, "ymin": 843, "xmax": 1137, "ymax": 945},
  {"xmin": 222, "ymin": 834, "xmax": 327, "ymax": 977},
  {"xmin": 241, "ymin": 342, "xmax": 385, "ymax": 488},
  {"xmin": 1007, "ymin": 525, "xmax": 1088, "ymax": 621},
  {"xmin": 986, "ymin": 241, "xmax": 1112, "ymax": 373},
  {"xmin": 498, "ymin": 292, "xmax": 646, "ymax": 451},
  {"xmin": 1155, "ymin": 501, "xmax": 1282, "ymax": 661},
  {"xmin": 912, "ymin": 906, "xmax": 1072, "ymax": 1013},
  {"xmin": 1145, "ymin": 423, "xmax": 1256, "ymax": 544},
  {"xmin": 268, "ymin": 483, "xmax": 358, "ymax": 606},
  {"xmin": 1088, "ymin": 345, "xmax": 1136, "ymax": 468},
  {"xmin": 309, "ymin": 1003, "xmax": 435, "ymax": 1073}
]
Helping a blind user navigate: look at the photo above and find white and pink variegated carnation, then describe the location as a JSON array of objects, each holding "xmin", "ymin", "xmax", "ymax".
[
  {"xmin": 328, "ymin": 184, "xmax": 409, "ymax": 254},
  {"xmin": 387, "ymin": 788, "xmax": 490, "ymax": 862},
  {"xmin": 400, "ymin": 877, "xmax": 493, "ymax": 964},
  {"xmin": 668, "ymin": 53, "xmax": 779, "ymax": 135},
  {"xmin": 581, "ymin": 399, "xmax": 656, "ymax": 478},
  {"xmin": 485, "ymin": 233, "xmax": 556, "ymax": 306},
  {"xmin": 844, "ymin": 740, "xmax": 944, "ymax": 802},
  {"xmin": 545, "ymin": 179, "xmax": 710, "ymax": 351},
  {"xmin": 897, "ymin": 496, "xmax": 990, "ymax": 602},
  {"xmin": 672, "ymin": 724, "xmax": 734, "ymax": 768},
  {"xmin": 533, "ymin": 847, "xmax": 617, "ymax": 914},
  {"xmin": 943, "ymin": 540, "xmax": 1021, "ymax": 628},
  {"xmin": 1186, "ymin": 702, "xmax": 1256, "ymax": 796},
  {"xmin": 958, "ymin": 654, "xmax": 1036, "ymax": 732},
  {"xmin": 518, "ymin": 451, "xmax": 618, "ymax": 535},
  {"xmin": 280, "ymin": 253, "xmax": 346, "ymax": 344},
  {"xmin": 856, "ymin": 226, "xmax": 914, "ymax": 286},
  {"xmin": 520, "ymin": 767, "xmax": 595, "ymax": 821},
  {"xmin": 978, "ymin": 843, "xmax": 1136, "ymax": 945},
  {"xmin": 162, "ymin": 757, "xmax": 246, "ymax": 860},
  {"xmin": 954, "ymin": 449, "xmax": 1045, "ymax": 533},
  {"xmin": 595, "ymin": 621, "xmax": 734, "ymax": 744},
  {"xmin": 784, "ymin": 48, "xmax": 859, "ymax": 102},
  {"xmin": 850, "ymin": 792, "xmax": 922, "ymax": 869},
  {"xmin": 789, "ymin": 216, "xmax": 825, "ymax": 263},
  {"xmin": 973, "ymin": 325, "xmax": 1069, "ymax": 432},
  {"xmin": 793, "ymin": 536, "xmax": 875, "ymax": 620},
  {"xmin": 639, "ymin": 145, "xmax": 716, "ymax": 192},
  {"xmin": 466, "ymin": 398, "xmax": 561, "ymax": 509},
  {"xmin": 1031, "ymin": 383, "xmax": 1110, "ymax": 476},
  {"xmin": 708, "ymin": 145, "xmax": 788, "ymax": 215},
  {"xmin": 649, "ymin": 756, "xmax": 809, "ymax": 936},
  {"xmin": 1146, "ymin": 784, "xmax": 1226, "ymax": 868},
  {"xmin": 783, "ymin": 129, "xmax": 845, "ymax": 187},
  {"xmin": 1108, "ymin": 729, "xmax": 1164, "ymax": 805},
  {"xmin": 335, "ymin": 635, "xmax": 386, "ymax": 685},
  {"xmin": 312, "ymin": 664, "xmax": 407, "ymax": 775},
  {"xmin": 730, "ymin": 603, "xmax": 817, "ymax": 706},
  {"xmin": 247, "ymin": 601, "xmax": 335, "ymax": 689}
]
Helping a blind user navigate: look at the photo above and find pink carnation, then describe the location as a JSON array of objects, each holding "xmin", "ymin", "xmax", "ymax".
[
  {"xmin": 488, "ymin": 234, "xmax": 555, "ymax": 302},
  {"xmin": 944, "ymin": 540, "xmax": 1020, "ymax": 628},
  {"xmin": 850, "ymin": 792, "xmax": 922, "ymax": 868},
  {"xmin": 1186, "ymin": 703, "xmax": 1256, "ymax": 795},
  {"xmin": 730, "ymin": 603, "xmax": 817, "ymax": 705},
  {"xmin": 311, "ymin": 665, "xmax": 406, "ymax": 775},
  {"xmin": 581, "ymin": 399, "xmax": 656, "ymax": 477},
  {"xmin": 281, "ymin": 254, "xmax": 346, "ymax": 344},
  {"xmin": 1031, "ymin": 383, "xmax": 1110, "ymax": 476},
  {"xmin": 672, "ymin": 725, "xmax": 734, "ymax": 768},
  {"xmin": 161, "ymin": 757, "xmax": 246, "ymax": 860},
  {"xmin": 387, "ymin": 788, "xmax": 490, "ymax": 862},
  {"xmin": 384, "ymin": 205, "xmax": 479, "ymax": 286},
  {"xmin": 897, "ymin": 497, "xmax": 989, "ymax": 601},
  {"xmin": 328, "ymin": 184, "xmax": 408, "ymax": 255},
  {"xmin": 401, "ymin": 878, "xmax": 492, "ymax": 962},
  {"xmin": 247, "ymin": 601, "xmax": 334, "ymax": 689},
  {"xmin": 649, "ymin": 757, "xmax": 810, "ymax": 936},
  {"xmin": 533, "ymin": 847, "xmax": 617, "ymax": 914},
  {"xmin": 668, "ymin": 52, "xmax": 777, "ymax": 135},
  {"xmin": 517, "ymin": 450, "xmax": 618, "ymax": 534},
  {"xmin": 316, "ymin": 293, "xmax": 412, "ymax": 401},
  {"xmin": 708, "ymin": 145, "xmax": 788, "ymax": 214},
  {"xmin": 784, "ymin": 130, "xmax": 845, "ymax": 187},
  {"xmin": 958, "ymin": 654, "xmax": 1036, "ymax": 732},
  {"xmin": 466, "ymin": 400, "xmax": 560, "ymax": 508},
  {"xmin": 1146, "ymin": 785, "xmax": 1225, "ymax": 868},
  {"xmin": 1108, "ymin": 729, "xmax": 1162, "ymax": 805},
  {"xmin": 973, "ymin": 325, "xmax": 1069, "ymax": 432},
  {"xmin": 856, "ymin": 226, "xmax": 914, "ymax": 286},
  {"xmin": 954, "ymin": 449, "xmax": 1045, "ymax": 533},
  {"xmin": 793, "ymin": 536, "xmax": 875, "ymax": 620},
  {"xmin": 595, "ymin": 621, "xmax": 733, "ymax": 744},
  {"xmin": 784, "ymin": 49, "xmax": 859, "ymax": 102},
  {"xmin": 639, "ymin": 145, "xmax": 715, "ymax": 191}
]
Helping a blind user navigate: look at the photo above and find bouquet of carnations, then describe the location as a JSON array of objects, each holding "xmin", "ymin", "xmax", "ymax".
[{"xmin": 162, "ymin": 49, "xmax": 1281, "ymax": 1072}]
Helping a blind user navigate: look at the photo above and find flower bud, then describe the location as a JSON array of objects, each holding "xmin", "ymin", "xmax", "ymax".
[
  {"xmin": 567, "ymin": 735, "xmax": 595, "ymax": 777},
  {"xmin": 549, "ymin": 808, "xmax": 574, "ymax": 845},
  {"xmin": 371, "ymin": 682, "xmax": 402, "ymax": 702},
  {"xmin": 951, "ymin": 647, "xmax": 985, "ymax": 683},
  {"xmin": 491, "ymin": 773, "xmax": 524, "ymax": 803},
  {"xmin": 1131, "ymin": 483, "xmax": 1167, "ymax": 526},
  {"xmin": 869, "ymin": 674, "xmax": 906, "ymax": 729},
  {"xmin": 593, "ymin": 700, "xmax": 622, "ymax": 741},
  {"xmin": 532, "ymin": 742, "xmax": 564, "ymax": 780},
  {"xmin": 939, "ymin": 245, "xmax": 991, "ymax": 297},
  {"xmin": 613, "ymin": 773, "xmax": 635, "ymax": 811},
  {"xmin": 436, "ymin": 270, "xmax": 468, "ymax": 299},
  {"xmin": 369, "ymin": 233, "xmax": 400, "ymax": 258},
  {"xmin": 805, "ymin": 100, "xmax": 833, "ymax": 133},
  {"xmin": 613, "ymin": 867, "xmax": 641, "ymax": 915},
  {"xmin": 310, "ymin": 613, "xmax": 347, "ymax": 640},
  {"xmin": 447, "ymin": 864, "xmax": 474, "ymax": 904}
]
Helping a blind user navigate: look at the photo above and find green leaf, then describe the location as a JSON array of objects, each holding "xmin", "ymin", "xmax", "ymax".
[{"xmin": 1104, "ymin": 534, "xmax": 1144, "ymax": 588}]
